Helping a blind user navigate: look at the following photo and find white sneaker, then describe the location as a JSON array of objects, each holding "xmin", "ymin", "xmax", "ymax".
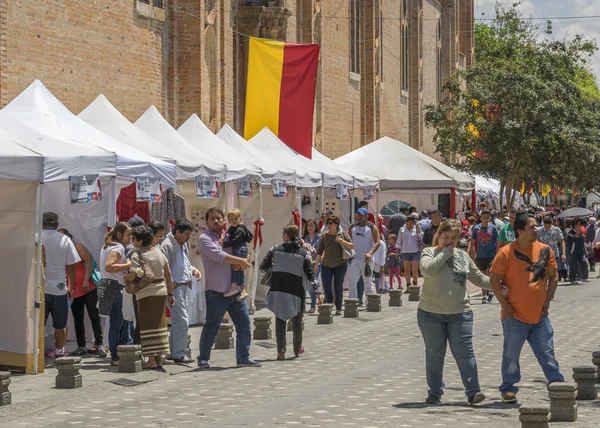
[{"xmin": 97, "ymin": 346, "xmax": 107, "ymax": 358}]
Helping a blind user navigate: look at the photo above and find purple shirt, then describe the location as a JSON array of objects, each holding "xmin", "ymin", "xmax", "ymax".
[{"xmin": 197, "ymin": 230, "xmax": 232, "ymax": 293}]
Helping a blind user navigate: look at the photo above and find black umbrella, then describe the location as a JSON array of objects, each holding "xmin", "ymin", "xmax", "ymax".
[{"xmin": 556, "ymin": 207, "xmax": 594, "ymax": 219}]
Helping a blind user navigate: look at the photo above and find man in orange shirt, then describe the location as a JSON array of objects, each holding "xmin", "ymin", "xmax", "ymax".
[{"xmin": 490, "ymin": 212, "xmax": 564, "ymax": 404}]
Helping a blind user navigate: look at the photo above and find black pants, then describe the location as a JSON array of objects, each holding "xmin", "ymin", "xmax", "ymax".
[
  {"xmin": 321, "ymin": 264, "xmax": 348, "ymax": 311},
  {"xmin": 569, "ymin": 252, "xmax": 588, "ymax": 281},
  {"xmin": 275, "ymin": 313, "xmax": 303, "ymax": 354},
  {"xmin": 588, "ymin": 257, "xmax": 595, "ymax": 271},
  {"xmin": 71, "ymin": 288, "xmax": 103, "ymax": 347}
]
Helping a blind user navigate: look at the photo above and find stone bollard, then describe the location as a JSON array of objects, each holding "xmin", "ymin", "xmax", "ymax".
[
  {"xmin": 287, "ymin": 319, "xmax": 305, "ymax": 331},
  {"xmin": 388, "ymin": 289, "xmax": 403, "ymax": 307},
  {"xmin": 573, "ymin": 366, "xmax": 598, "ymax": 400},
  {"xmin": 215, "ymin": 323, "xmax": 234, "ymax": 349},
  {"xmin": 549, "ymin": 382, "xmax": 577, "ymax": 422},
  {"xmin": 592, "ymin": 351, "xmax": 600, "ymax": 383},
  {"xmin": 317, "ymin": 304, "xmax": 334, "ymax": 324},
  {"xmin": 55, "ymin": 357, "xmax": 82, "ymax": 389},
  {"xmin": 0, "ymin": 372, "xmax": 11, "ymax": 406},
  {"xmin": 185, "ymin": 334, "xmax": 192, "ymax": 360},
  {"xmin": 519, "ymin": 404, "xmax": 549, "ymax": 428},
  {"xmin": 366, "ymin": 294, "xmax": 382, "ymax": 312},
  {"xmin": 344, "ymin": 299, "xmax": 360, "ymax": 318},
  {"xmin": 253, "ymin": 316, "xmax": 273, "ymax": 340},
  {"xmin": 117, "ymin": 345, "xmax": 142, "ymax": 373},
  {"xmin": 408, "ymin": 285, "xmax": 421, "ymax": 301}
]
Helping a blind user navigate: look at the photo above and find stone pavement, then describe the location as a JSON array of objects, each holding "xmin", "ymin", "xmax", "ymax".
[{"xmin": 2, "ymin": 278, "xmax": 600, "ymax": 428}]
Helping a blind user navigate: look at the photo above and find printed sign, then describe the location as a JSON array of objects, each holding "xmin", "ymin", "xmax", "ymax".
[
  {"xmin": 136, "ymin": 177, "xmax": 162, "ymax": 202},
  {"xmin": 272, "ymin": 179, "xmax": 288, "ymax": 198},
  {"xmin": 237, "ymin": 178, "xmax": 253, "ymax": 198},
  {"xmin": 363, "ymin": 186, "xmax": 375, "ymax": 200},
  {"xmin": 69, "ymin": 175, "xmax": 102, "ymax": 204},
  {"xmin": 336, "ymin": 184, "xmax": 350, "ymax": 200},
  {"xmin": 196, "ymin": 176, "xmax": 219, "ymax": 199}
]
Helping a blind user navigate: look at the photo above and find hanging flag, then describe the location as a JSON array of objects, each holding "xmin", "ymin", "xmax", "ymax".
[
  {"xmin": 196, "ymin": 176, "xmax": 219, "ymax": 199},
  {"xmin": 237, "ymin": 178, "xmax": 253, "ymax": 198},
  {"xmin": 335, "ymin": 184, "xmax": 350, "ymax": 200},
  {"xmin": 272, "ymin": 179, "xmax": 288, "ymax": 198},
  {"xmin": 244, "ymin": 37, "xmax": 320, "ymax": 159},
  {"xmin": 136, "ymin": 177, "xmax": 162, "ymax": 202},
  {"xmin": 519, "ymin": 181, "xmax": 525, "ymax": 195},
  {"xmin": 541, "ymin": 184, "xmax": 551, "ymax": 197},
  {"xmin": 69, "ymin": 175, "xmax": 102, "ymax": 204}
]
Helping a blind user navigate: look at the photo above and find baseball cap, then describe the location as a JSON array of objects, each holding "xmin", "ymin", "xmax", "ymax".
[
  {"xmin": 127, "ymin": 215, "xmax": 145, "ymax": 227},
  {"xmin": 356, "ymin": 208, "xmax": 368, "ymax": 216},
  {"xmin": 42, "ymin": 212, "xmax": 59, "ymax": 225}
]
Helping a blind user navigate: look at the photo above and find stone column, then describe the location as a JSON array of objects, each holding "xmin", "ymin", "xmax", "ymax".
[
  {"xmin": 388, "ymin": 289, "xmax": 403, "ymax": 307},
  {"xmin": 253, "ymin": 316, "xmax": 273, "ymax": 340},
  {"xmin": 548, "ymin": 382, "xmax": 577, "ymax": 422},
  {"xmin": 573, "ymin": 366, "xmax": 598, "ymax": 400},
  {"xmin": 55, "ymin": 357, "xmax": 83, "ymax": 389},
  {"xmin": 215, "ymin": 323, "xmax": 234, "ymax": 349},
  {"xmin": 408, "ymin": 285, "xmax": 421, "ymax": 301},
  {"xmin": 317, "ymin": 304, "xmax": 333, "ymax": 324},
  {"xmin": 117, "ymin": 345, "xmax": 143, "ymax": 373},
  {"xmin": 366, "ymin": 294, "xmax": 382, "ymax": 312},
  {"xmin": 592, "ymin": 351, "xmax": 600, "ymax": 383},
  {"xmin": 0, "ymin": 372, "xmax": 11, "ymax": 406},
  {"xmin": 344, "ymin": 298, "xmax": 359, "ymax": 318},
  {"xmin": 519, "ymin": 404, "xmax": 549, "ymax": 428}
]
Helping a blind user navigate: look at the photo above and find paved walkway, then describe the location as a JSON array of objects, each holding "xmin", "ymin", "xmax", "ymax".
[{"xmin": 2, "ymin": 278, "xmax": 600, "ymax": 427}]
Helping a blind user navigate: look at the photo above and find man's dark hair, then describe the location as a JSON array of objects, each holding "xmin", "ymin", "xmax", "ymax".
[
  {"xmin": 174, "ymin": 218, "xmax": 194, "ymax": 233},
  {"xmin": 57, "ymin": 228, "xmax": 73, "ymax": 240},
  {"xmin": 358, "ymin": 200, "xmax": 369, "ymax": 208},
  {"xmin": 148, "ymin": 221, "xmax": 165, "ymax": 235},
  {"xmin": 431, "ymin": 210, "xmax": 441, "ymax": 216},
  {"xmin": 132, "ymin": 225, "xmax": 154, "ymax": 247},
  {"xmin": 480, "ymin": 209, "xmax": 491, "ymax": 216},
  {"xmin": 127, "ymin": 215, "xmax": 145, "ymax": 228},
  {"xmin": 514, "ymin": 212, "xmax": 533, "ymax": 239},
  {"xmin": 543, "ymin": 216, "xmax": 552, "ymax": 225},
  {"xmin": 204, "ymin": 207, "xmax": 224, "ymax": 222}
]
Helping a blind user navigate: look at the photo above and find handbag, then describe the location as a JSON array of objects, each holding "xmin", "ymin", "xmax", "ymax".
[
  {"xmin": 124, "ymin": 251, "xmax": 155, "ymax": 294},
  {"xmin": 90, "ymin": 259, "xmax": 102, "ymax": 287},
  {"xmin": 585, "ymin": 242, "xmax": 594, "ymax": 259},
  {"xmin": 338, "ymin": 231, "xmax": 355, "ymax": 260},
  {"xmin": 260, "ymin": 267, "xmax": 272, "ymax": 287}
]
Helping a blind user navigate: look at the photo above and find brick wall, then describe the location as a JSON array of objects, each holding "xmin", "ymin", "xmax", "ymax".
[{"xmin": 0, "ymin": 0, "xmax": 166, "ymax": 121}]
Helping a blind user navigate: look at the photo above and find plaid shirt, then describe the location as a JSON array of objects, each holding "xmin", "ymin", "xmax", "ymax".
[{"xmin": 197, "ymin": 230, "xmax": 232, "ymax": 293}]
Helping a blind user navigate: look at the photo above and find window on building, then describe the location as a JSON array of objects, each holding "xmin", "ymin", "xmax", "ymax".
[
  {"xmin": 350, "ymin": 0, "xmax": 361, "ymax": 74},
  {"xmin": 401, "ymin": 25, "xmax": 409, "ymax": 92},
  {"xmin": 139, "ymin": 0, "xmax": 164, "ymax": 8}
]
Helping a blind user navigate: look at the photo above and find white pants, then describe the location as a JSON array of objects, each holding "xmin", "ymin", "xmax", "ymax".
[
  {"xmin": 348, "ymin": 258, "xmax": 375, "ymax": 298},
  {"xmin": 169, "ymin": 285, "xmax": 189, "ymax": 359}
]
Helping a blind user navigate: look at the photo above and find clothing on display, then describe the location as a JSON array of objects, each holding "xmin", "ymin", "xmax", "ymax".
[
  {"xmin": 116, "ymin": 183, "xmax": 150, "ymax": 224},
  {"xmin": 150, "ymin": 188, "xmax": 187, "ymax": 230}
]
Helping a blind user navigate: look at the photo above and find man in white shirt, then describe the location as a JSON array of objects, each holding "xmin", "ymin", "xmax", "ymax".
[
  {"xmin": 348, "ymin": 208, "xmax": 381, "ymax": 305},
  {"xmin": 41, "ymin": 212, "xmax": 80, "ymax": 358}
]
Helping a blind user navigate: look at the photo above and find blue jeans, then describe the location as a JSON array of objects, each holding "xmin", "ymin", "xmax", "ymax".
[
  {"xmin": 307, "ymin": 264, "xmax": 320, "ymax": 309},
  {"xmin": 417, "ymin": 309, "xmax": 480, "ymax": 398},
  {"xmin": 198, "ymin": 290, "xmax": 252, "ymax": 364},
  {"xmin": 120, "ymin": 320, "xmax": 134, "ymax": 345},
  {"xmin": 500, "ymin": 314, "xmax": 564, "ymax": 394},
  {"xmin": 109, "ymin": 290, "xmax": 124, "ymax": 361},
  {"xmin": 231, "ymin": 246, "xmax": 248, "ymax": 287},
  {"xmin": 321, "ymin": 264, "xmax": 347, "ymax": 311}
]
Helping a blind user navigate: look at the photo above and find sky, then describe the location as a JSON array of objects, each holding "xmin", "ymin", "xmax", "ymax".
[{"xmin": 475, "ymin": 0, "xmax": 600, "ymax": 80}]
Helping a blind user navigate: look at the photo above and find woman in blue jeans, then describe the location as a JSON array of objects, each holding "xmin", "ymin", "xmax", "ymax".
[
  {"xmin": 303, "ymin": 219, "xmax": 322, "ymax": 313},
  {"xmin": 316, "ymin": 215, "xmax": 354, "ymax": 316},
  {"xmin": 418, "ymin": 220, "xmax": 498, "ymax": 405}
]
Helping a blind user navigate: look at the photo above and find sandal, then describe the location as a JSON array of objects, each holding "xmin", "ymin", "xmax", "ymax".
[
  {"xmin": 110, "ymin": 360, "xmax": 120, "ymax": 367},
  {"xmin": 143, "ymin": 362, "xmax": 158, "ymax": 370},
  {"xmin": 277, "ymin": 352, "xmax": 285, "ymax": 361}
]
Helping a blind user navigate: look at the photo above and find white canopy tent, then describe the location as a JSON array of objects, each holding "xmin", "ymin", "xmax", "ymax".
[
  {"xmin": 475, "ymin": 175, "xmax": 501, "ymax": 198},
  {"xmin": 311, "ymin": 148, "xmax": 379, "ymax": 189},
  {"xmin": 178, "ymin": 115, "xmax": 262, "ymax": 182},
  {"xmin": 4, "ymin": 80, "xmax": 176, "ymax": 188},
  {"xmin": 135, "ymin": 106, "xmax": 227, "ymax": 181}
]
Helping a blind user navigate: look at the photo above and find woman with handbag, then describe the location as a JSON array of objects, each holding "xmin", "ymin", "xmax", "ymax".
[
  {"xmin": 315, "ymin": 215, "xmax": 354, "ymax": 316},
  {"xmin": 124, "ymin": 226, "xmax": 175, "ymax": 369},
  {"xmin": 260, "ymin": 225, "xmax": 318, "ymax": 361},
  {"xmin": 99, "ymin": 222, "xmax": 132, "ymax": 366},
  {"xmin": 58, "ymin": 229, "xmax": 105, "ymax": 358}
]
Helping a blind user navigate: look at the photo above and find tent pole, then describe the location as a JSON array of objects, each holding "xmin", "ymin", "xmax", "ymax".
[
  {"xmin": 250, "ymin": 186, "xmax": 263, "ymax": 314},
  {"xmin": 33, "ymin": 183, "xmax": 44, "ymax": 375},
  {"xmin": 297, "ymin": 188, "xmax": 302, "ymax": 224},
  {"xmin": 108, "ymin": 177, "xmax": 117, "ymax": 227},
  {"xmin": 351, "ymin": 189, "xmax": 355, "ymax": 225}
]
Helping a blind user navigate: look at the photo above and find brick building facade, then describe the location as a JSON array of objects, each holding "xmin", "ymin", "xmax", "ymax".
[{"xmin": 0, "ymin": 0, "xmax": 474, "ymax": 160}]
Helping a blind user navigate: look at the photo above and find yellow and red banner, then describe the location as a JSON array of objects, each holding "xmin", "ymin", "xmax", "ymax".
[{"xmin": 244, "ymin": 37, "xmax": 320, "ymax": 159}]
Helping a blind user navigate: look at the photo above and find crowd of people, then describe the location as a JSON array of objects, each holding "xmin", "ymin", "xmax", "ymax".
[{"xmin": 40, "ymin": 198, "xmax": 597, "ymax": 404}]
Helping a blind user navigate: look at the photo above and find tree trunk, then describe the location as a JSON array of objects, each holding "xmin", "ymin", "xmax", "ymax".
[{"xmin": 499, "ymin": 181, "xmax": 505, "ymax": 216}]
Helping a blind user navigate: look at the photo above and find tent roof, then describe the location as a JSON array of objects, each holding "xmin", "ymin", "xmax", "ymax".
[
  {"xmin": 311, "ymin": 148, "xmax": 379, "ymax": 189},
  {"xmin": 335, "ymin": 137, "xmax": 475, "ymax": 191},
  {"xmin": 249, "ymin": 128, "xmax": 351, "ymax": 188},
  {"xmin": 0, "ymin": 110, "xmax": 116, "ymax": 182},
  {"xmin": 0, "ymin": 124, "xmax": 43, "ymax": 182},
  {"xmin": 178, "ymin": 115, "xmax": 262, "ymax": 182},
  {"xmin": 134, "ymin": 106, "xmax": 227, "ymax": 181},
  {"xmin": 475, "ymin": 175, "xmax": 501, "ymax": 196},
  {"xmin": 4, "ymin": 80, "xmax": 176, "ymax": 187},
  {"xmin": 216, "ymin": 125, "xmax": 297, "ymax": 185}
]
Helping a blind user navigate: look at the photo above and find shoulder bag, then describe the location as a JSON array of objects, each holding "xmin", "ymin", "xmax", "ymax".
[
  {"xmin": 124, "ymin": 251, "xmax": 155, "ymax": 294},
  {"xmin": 338, "ymin": 231, "xmax": 355, "ymax": 260}
]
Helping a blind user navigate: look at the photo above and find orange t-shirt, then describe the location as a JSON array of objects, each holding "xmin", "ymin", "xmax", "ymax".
[{"xmin": 490, "ymin": 241, "xmax": 557, "ymax": 324}]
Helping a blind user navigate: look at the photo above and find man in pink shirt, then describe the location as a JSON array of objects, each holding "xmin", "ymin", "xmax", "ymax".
[{"xmin": 197, "ymin": 207, "xmax": 259, "ymax": 369}]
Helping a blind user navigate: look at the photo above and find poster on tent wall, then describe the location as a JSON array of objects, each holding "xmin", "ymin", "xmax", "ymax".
[
  {"xmin": 272, "ymin": 180, "xmax": 288, "ymax": 198},
  {"xmin": 196, "ymin": 176, "xmax": 219, "ymax": 199},
  {"xmin": 69, "ymin": 175, "xmax": 102, "ymax": 204},
  {"xmin": 363, "ymin": 186, "xmax": 375, "ymax": 200},
  {"xmin": 136, "ymin": 177, "xmax": 162, "ymax": 202},
  {"xmin": 237, "ymin": 178, "xmax": 253, "ymax": 198},
  {"xmin": 336, "ymin": 184, "xmax": 350, "ymax": 201}
]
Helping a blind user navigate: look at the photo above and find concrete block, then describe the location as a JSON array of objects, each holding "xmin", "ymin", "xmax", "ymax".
[
  {"xmin": 117, "ymin": 345, "xmax": 142, "ymax": 374},
  {"xmin": 549, "ymin": 382, "xmax": 577, "ymax": 422},
  {"xmin": 573, "ymin": 366, "xmax": 598, "ymax": 400},
  {"xmin": 344, "ymin": 298, "xmax": 359, "ymax": 318},
  {"xmin": 519, "ymin": 405, "xmax": 549, "ymax": 428},
  {"xmin": 366, "ymin": 294, "xmax": 382, "ymax": 312},
  {"xmin": 55, "ymin": 357, "xmax": 82, "ymax": 389},
  {"xmin": 215, "ymin": 324, "xmax": 234, "ymax": 349},
  {"xmin": 253, "ymin": 316, "xmax": 273, "ymax": 340},
  {"xmin": 317, "ymin": 304, "xmax": 333, "ymax": 324},
  {"xmin": 0, "ymin": 372, "xmax": 10, "ymax": 406},
  {"xmin": 408, "ymin": 285, "xmax": 421, "ymax": 301},
  {"xmin": 388, "ymin": 289, "xmax": 403, "ymax": 306}
]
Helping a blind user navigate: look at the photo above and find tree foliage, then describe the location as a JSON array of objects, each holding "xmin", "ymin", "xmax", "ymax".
[{"xmin": 424, "ymin": 3, "xmax": 600, "ymax": 210}]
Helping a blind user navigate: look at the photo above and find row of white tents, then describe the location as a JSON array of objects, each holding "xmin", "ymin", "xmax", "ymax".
[{"xmin": 0, "ymin": 80, "xmax": 476, "ymax": 374}]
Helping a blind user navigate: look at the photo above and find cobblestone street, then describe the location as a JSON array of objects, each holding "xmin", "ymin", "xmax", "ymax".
[{"xmin": 3, "ymin": 279, "xmax": 600, "ymax": 428}]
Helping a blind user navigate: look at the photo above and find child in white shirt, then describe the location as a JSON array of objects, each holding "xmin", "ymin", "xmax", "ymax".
[{"xmin": 373, "ymin": 238, "xmax": 387, "ymax": 293}]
